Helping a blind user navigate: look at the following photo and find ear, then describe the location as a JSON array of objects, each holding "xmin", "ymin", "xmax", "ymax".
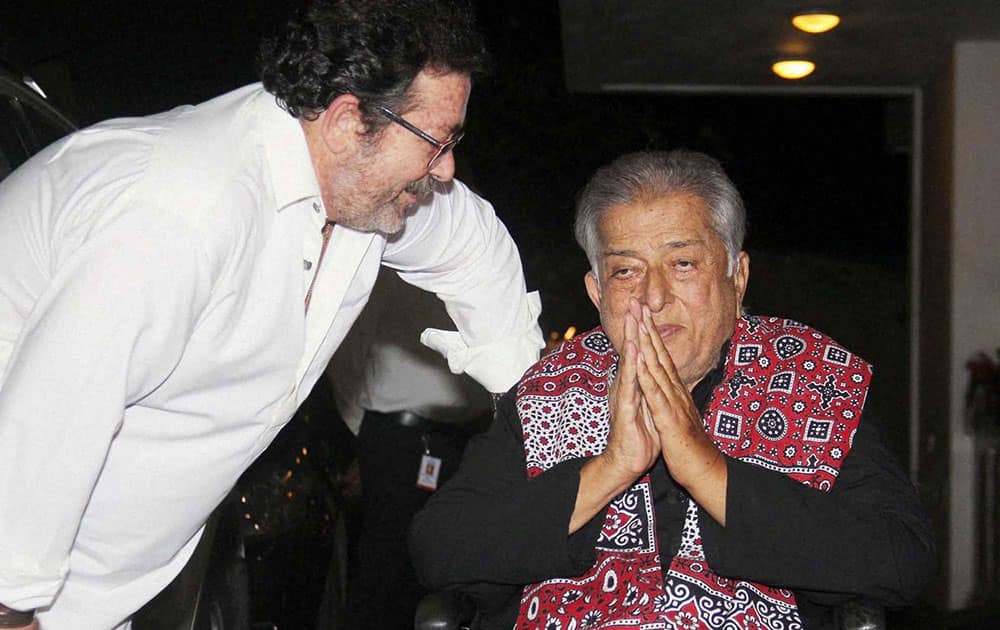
[
  {"xmin": 733, "ymin": 251, "xmax": 749, "ymax": 315},
  {"xmin": 584, "ymin": 271, "xmax": 603, "ymax": 312},
  {"xmin": 315, "ymin": 93, "xmax": 367, "ymax": 155}
]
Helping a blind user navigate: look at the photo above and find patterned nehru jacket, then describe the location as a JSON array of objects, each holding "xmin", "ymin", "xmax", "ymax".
[{"xmin": 514, "ymin": 315, "xmax": 872, "ymax": 630}]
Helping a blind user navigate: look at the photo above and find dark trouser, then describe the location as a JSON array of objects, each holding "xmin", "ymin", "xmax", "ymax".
[{"xmin": 346, "ymin": 410, "xmax": 479, "ymax": 629}]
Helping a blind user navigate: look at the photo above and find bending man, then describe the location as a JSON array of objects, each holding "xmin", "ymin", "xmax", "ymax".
[{"xmin": 0, "ymin": 1, "xmax": 542, "ymax": 627}]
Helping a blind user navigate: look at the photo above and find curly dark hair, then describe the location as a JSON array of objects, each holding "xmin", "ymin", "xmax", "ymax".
[{"xmin": 258, "ymin": 0, "xmax": 488, "ymax": 129}]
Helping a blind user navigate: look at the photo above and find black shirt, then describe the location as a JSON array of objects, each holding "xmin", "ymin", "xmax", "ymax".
[{"xmin": 410, "ymin": 354, "xmax": 936, "ymax": 629}]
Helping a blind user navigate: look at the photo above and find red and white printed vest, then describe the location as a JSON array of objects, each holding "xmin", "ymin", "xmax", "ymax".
[{"xmin": 514, "ymin": 315, "xmax": 872, "ymax": 630}]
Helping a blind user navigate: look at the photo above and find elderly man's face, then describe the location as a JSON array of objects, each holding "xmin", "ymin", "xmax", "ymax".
[{"xmin": 584, "ymin": 192, "xmax": 749, "ymax": 389}]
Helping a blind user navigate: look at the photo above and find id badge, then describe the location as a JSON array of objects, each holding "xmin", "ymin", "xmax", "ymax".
[{"xmin": 416, "ymin": 454, "xmax": 442, "ymax": 491}]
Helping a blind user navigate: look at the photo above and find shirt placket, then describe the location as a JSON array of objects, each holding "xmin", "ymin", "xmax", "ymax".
[
  {"xmin": 305, "ymin": 218, "xmax": 335, "ymax": 314},
  {"xmin": 301, "ymin": 199, "xmax": 330, "ymax": 312}
]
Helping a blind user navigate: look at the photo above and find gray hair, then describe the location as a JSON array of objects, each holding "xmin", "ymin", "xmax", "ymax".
[{"xmin": 573, "ymin": 150, "xmax": 746, "ymax": 277}]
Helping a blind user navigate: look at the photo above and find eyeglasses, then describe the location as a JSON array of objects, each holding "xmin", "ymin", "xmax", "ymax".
[{"xmin": 377, "ymin": 106, "xmax": 465, "ymax": 170}]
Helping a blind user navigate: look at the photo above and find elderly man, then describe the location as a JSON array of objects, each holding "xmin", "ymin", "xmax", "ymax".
[
  {"xmin": 0, "ymin": 1, "xmax": 542, "ymax": 628},
  {"xmin": 410, "ymin": 150, "xmax": 935, "ymax": 629}
]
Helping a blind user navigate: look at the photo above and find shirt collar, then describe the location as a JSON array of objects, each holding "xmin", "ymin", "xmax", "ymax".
[{"xmin": 252, "ymin": 86, "xmax": 322, "ymax": 212}]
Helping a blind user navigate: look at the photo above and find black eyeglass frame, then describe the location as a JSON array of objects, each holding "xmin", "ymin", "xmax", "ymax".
[{"xmin": 377, "ymin": 105, "xmax": 464, "ymax": 170}]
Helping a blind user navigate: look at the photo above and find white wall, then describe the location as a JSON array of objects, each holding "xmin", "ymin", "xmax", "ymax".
[{"xmin": 948, "ymin": 40, "xmax": 1000, "ymax": 609}]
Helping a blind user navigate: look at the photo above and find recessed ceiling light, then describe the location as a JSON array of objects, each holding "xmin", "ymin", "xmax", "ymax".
[
  {"xmin": 792, "ymin": 11, "xmax": 841, "ymax": 34},
  {"xmin": 772, "ymin": 60, "xmax": 816, "ymax": 80}
]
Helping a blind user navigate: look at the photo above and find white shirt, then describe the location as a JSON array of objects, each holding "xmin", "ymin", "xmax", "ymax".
[
  {"xmin": 0, "ymin": 84, "xmax": 543, "ymax": 628},
  {"xmin": 329, "ymin": 268, "xmax": 493, "ymax": 434}
]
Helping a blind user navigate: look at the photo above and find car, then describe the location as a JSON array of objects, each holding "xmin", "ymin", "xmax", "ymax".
[{"xmin": 0, "ymin": 60, "xmax": 76, "ymax": 182}]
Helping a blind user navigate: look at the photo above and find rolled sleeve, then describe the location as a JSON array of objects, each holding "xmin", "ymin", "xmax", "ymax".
[
  {"xmin": 420, "ymin": 290, "xmax": 541, "ymax": 393},
  {"xmin": 383, "ymin": 180, "xmax": 544, "ymax": 390}
]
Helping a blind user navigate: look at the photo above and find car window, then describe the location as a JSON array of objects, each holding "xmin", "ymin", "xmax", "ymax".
[
  {"xmin": 22, "ymin": 96, "xmax": 74, "ymax": 150},
  {"xmin": 0, "ymin": 68, "xmax": 76, "ymax": 184},
  {"xmin": 0, "ymin": 96, "xmax": 31, "ymax": 181}
]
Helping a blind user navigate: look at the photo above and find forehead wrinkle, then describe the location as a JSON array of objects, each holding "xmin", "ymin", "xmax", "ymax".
[
  {"xmin": 662, "ymin": 238, "xmax": 706, "ymax": 250},
  {"xmin": 601, "ymin": 238, "xmax": 706, "ymax": 259}
]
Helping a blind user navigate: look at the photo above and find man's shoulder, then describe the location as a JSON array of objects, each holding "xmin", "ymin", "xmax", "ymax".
[
  {"xmin": 71, "ymin": 84, "xmax": 264, "ymax": 155},
  {"xmin": 59, "ymin": 86, "xmax": 278, "ymax": 258},
  {"xmin": 131, "ymin": 86, "xmax": 284, "ymax": 239},
  {"xmin": 515, "ymin": 327, "xmax": 613, "ymax": 406},
  {"xmin": 49, "ymin": 85, "xmax": 269, "ymax": 203},
  {"xmin": 735, "ymin": 314, "xmax": 866, "ymax": 361},
  {"xmin": 142, "ymin": 84, "xmax": 272, "ymax": 199}
]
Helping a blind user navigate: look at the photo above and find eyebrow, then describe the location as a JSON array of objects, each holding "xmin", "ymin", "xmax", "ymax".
[
  {"xmin": 445, "ymin": 123, "xmax": 465, "ymax": 140},
  {"xmin": 601, "ymin": 238, "xmax": 706, "ymax": 258}
]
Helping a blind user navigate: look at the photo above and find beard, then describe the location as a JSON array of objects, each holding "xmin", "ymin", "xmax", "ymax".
[
  {"xmin": 365, "ymin": 175, "xmax": 435, "ymax": 237},
  {"xmin": 325, "ymin": 131, "xmax": 440, "ymax": 236},
  {"xmin": 333, "ymin": 169, "xmax": 436, "ymax": 237}
]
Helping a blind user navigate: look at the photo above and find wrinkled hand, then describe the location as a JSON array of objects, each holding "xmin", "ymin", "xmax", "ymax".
[
  {"xmin": 632, "ymin": 300, "xmax": 728, "ymax": 524},
  {"xmin": 569, "ymin": 306, "xmax": 661, "ymax": 533},
  {"xmin": 600, "ymin": 302, "xmax": 661, "ymax": 484}
]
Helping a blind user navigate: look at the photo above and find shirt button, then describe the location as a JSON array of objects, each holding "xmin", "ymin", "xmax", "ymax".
[
  {"xmin": 312, "ymin": 201, "xmax": 322, "ymax": 214},
  {"xmin": 303, "ymin": 260, "xmax": 313, "ymax": 270}
]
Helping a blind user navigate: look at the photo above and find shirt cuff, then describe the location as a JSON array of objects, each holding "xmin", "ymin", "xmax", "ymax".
[
  {"xmin": 419, "ymin": 291, "xmax": 543, "ymax": 393},
  {"xmin": 0, "ymin": 551, "xmax": 66, "ymax": 612}
]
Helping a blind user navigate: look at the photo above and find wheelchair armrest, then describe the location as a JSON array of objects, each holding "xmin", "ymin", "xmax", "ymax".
[{"xmin": 414, "ymin": 589, "xmax": 477, "ymax": 630}]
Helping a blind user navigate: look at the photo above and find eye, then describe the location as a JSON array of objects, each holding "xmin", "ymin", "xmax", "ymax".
[
  {"xmin": 675, "ymin": 259, "xmax": 695, "ymax": 270},
  {"xmin": 611, "ymin": 266, "xmax": 637, "ymax": 279}
]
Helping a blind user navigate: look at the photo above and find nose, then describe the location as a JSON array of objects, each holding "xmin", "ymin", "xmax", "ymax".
[
  {"xmin": 644, "ymin": 268, "xmax": 673, "ymax": 313},
  {"xmin": 428, "ymin": 150, "xmax": 456, "ymax": 182}
]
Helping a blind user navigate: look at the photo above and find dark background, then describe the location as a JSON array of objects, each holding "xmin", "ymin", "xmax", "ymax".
[{"xmin": 2, "ymin": 1, "xmax": 912, "ymax": 457}]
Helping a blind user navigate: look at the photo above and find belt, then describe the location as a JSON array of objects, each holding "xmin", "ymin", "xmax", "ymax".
[{"xmin": 383, "ymin": 409, "xmax": 434, "ymax": 429}]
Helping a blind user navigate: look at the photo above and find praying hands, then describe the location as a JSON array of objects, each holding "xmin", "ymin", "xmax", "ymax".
[{"xmin": 571, "ymin": 298, "xmax": 728, "ymax": 533}]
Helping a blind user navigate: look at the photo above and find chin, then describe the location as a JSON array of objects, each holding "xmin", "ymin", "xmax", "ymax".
[{"xmin": 377, "ymin": 215, "xmax": 408, "ymax": 237}]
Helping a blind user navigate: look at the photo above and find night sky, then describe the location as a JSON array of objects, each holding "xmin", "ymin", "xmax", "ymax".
[{"xmin": 3, "ymin": 1, "xmax": 913, "ymax": 452}]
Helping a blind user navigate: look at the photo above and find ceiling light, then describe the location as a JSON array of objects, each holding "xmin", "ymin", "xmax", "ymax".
[
  {"xmin": 772, "ymin": 60, "xmax": 816, "ymax": 80},
  {"xmin": 792, "ymin": 11, "xmax": 841, "ymax": 34}
]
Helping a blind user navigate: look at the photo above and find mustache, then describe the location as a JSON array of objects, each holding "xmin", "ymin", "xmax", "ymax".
[{"xmin": 404, "ymin": 176, "xmax": 434, "ymax": 198}]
